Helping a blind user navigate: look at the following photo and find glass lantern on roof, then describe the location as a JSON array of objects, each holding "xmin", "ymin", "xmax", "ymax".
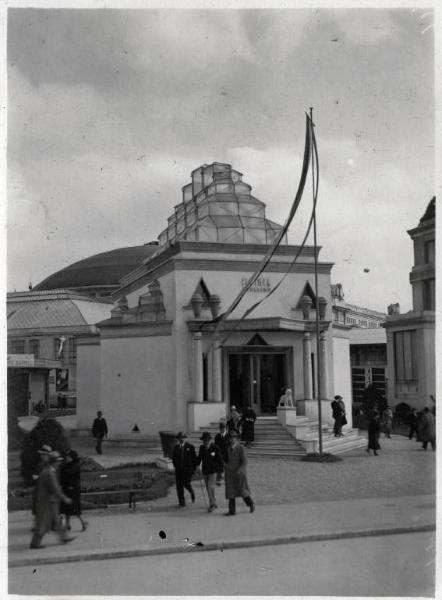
[{"xmin": 157, "ymin": 162, "xmax": 287, "ymax": 248}]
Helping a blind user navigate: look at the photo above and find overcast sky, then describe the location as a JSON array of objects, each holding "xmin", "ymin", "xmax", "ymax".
[{"xmin": 7, "ymin": 5, "xmax": 435, "ymax": 312}]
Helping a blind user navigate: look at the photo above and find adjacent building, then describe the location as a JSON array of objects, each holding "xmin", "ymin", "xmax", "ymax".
[
  {"xmin": 384, "ymin": 197, "xmax": 436, "ymax": 410},
  {"xmin": 7, "ymin": 290, "xmax": 112, "ymax": 416}
]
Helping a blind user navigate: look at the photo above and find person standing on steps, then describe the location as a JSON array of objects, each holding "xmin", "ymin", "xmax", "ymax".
[
  {"xmin": 196, "ymin": 432, "xmax": 223, "ymax": 512},
  {"xmin": 214, "ymin": 421, "xmax": 230, "ymax": 486},
  {"xmin": 239, "ymin": 405, "xmax": 257, "ymax": 447},
  {"xmin": 331, "ymin": 395, "xmax": 346, "ymax": 437},
  {"xmin": 223, "ymin": 430, "xmax": 255, "ymax": 516},
  {"xmin": 171, "ymin": 432, "xmax": 197, "ymax": 508},
  {"xmin": 92, "ymin": 411, "xmax": 108, "ymax": 455},
  {"xmin": 30, "ymin": 451, "xmax": 76, "ymax": 549}
]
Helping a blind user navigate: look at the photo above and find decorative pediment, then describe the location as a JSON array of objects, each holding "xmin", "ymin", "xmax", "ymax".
[
  {"xmin": 246, "ymin": 333, "xmax": 269, "ymax": 346},
  {"xmin": 190, "ymin": 278, "xmax": 211, "ymax": 306},
  {"xmin": 296, "ymin": 282, "xmax": 317, "ymax": 309}
]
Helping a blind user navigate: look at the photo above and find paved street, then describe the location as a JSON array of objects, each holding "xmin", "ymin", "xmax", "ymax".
[{"xmin": 10, "ymin": 531, "xmax": 435, "ymax": 596}]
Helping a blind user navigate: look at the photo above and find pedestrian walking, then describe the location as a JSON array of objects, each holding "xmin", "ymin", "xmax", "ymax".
[
  {"xmin": 239, "ymin": 405, "xmax": 257, "ymax": 447},
  {"xmin": 91, "ymin": 411, "xmax": 108, "ymax": 455},
  {"xmin": 419, "ymin": 407, "xmax": 436, "ymax": 451},
  {"xmin": 196, "ymin": 432, "xmax": 223, "ymax": 512},
  {"xmin": 223, "ymin": 430, "xmax": 255, "ymax": 516},
  {"xmin": 171, "ymin": 432, "xmax": 197, "ymax": 508},
  {"xmin": 59, "ymin": 450, "xmax": 88, "ymax": 532},
  {"xmin": 214, "ymin": 421, "xmax": 230, "ymax": 485},
  {"xmin": 29, "ymin": 451, "xmax": 76, "ymax": 549},
  {"xmin": 366, "ymin": 410, "xmax": 381, "ymax": 456},
  {"xmin": 278, "ymin": 387, "xmax": 294, "ymax": 407},
  {"xmin": 331, "ymin": 395, "xmax": 346, "ymax": 437},
  {"xmin": 227, "ymin": 405, "xmax": 241, "ymax": 432},
  {"xmin": 408, "ymin": 408, "xmax": 419, "ymax": 440},
  {"xmin": 381, "ymin": 405, "xmax": 394, "ymax": 438}
]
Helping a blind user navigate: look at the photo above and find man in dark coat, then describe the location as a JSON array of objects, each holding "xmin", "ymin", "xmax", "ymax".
[
  {"xmin": 171, "ymin": 432, "xmax": 197, "ymax": 508},
  {"xmin": 92, "ymin": 411, "xmax": 108, "ymax": 455},
  {"xmin": 240, "ymin": 406, "xmax": 257, "ymax": 447},
  {"xmin": 331, "ymin": 395, "xmax": 346, "ymax": 437},
  {"xmin": 419, "ymin": 407, "xmax": 436, "ymax": 451},
  {"xmin": 30, "ymin": 451, "xmax": 76, "ymax": 549},
  {"xmin": 223, "ymin": 430, "xmax": 255, "ymax": 516},
  {"xmin": 196, "ymin": 432, "xmax": 223, "ymax": 512},
  {"xmin": 214, "ymin": 420, "xmax": 230, "ymax": 485}
]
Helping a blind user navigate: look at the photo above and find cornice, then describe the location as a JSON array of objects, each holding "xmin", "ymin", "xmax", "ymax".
[
  {"xmin": 186, "ymin": 316, "xmax": 330, "ymax": 333},
  {"xmin": 98, "ymin": 320, "xmax": 173, "ymax": 339}
]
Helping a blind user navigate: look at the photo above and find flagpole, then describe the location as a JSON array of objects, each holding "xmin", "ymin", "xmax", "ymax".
[{"xmin": 310, "ymin": 107, "xmax": 323, "ymax": 455}]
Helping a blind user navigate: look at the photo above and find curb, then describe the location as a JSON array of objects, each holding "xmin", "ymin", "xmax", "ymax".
[{"xmin": 9, "ymin": 523, "xmax": 435, "ymax": 568}]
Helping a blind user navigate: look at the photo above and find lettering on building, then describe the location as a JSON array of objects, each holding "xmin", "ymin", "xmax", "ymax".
[{"xmin": 241, "ymin": 276, "xmax": 271, "ymax": 293}]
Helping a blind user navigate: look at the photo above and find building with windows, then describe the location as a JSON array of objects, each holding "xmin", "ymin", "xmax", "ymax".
[
  {"xmin": 75, "ymin": 162, "xmax": 356, "ymax": 436},
  {"xmin": 7, "ymin": 290, "xmax": 112, "ymax": 416},
  {"xmin": 384, "ymin": 197, "xmax": 435, "ymax": 410},
  {"xmin": 331, "ymin": 283, "xmax": 387, "ymax": 419}
]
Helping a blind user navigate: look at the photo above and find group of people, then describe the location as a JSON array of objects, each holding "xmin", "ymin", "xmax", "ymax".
[
  {"xmin": 226, "ymin": 405, "xmax": 257, "ymax": 447},
  {"xmin": 171, "ymin": 420, "xmax": 255, "ymax": 516},
  {"xmin": 30, "ymin": 445, "xmax": 87, "ymax": 549},
  {"xmin": 408, "ymin": 406, "xmax": 436, "ymax": 451}
]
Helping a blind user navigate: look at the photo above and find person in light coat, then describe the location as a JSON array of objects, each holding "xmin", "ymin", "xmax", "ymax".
[
  {"xmin": 30, "ymin": 451, "xmax": 76, "ymax": 549},
  {"xmin": 223, "ymin": 430, "xmax": 255, "ymax": 516}
]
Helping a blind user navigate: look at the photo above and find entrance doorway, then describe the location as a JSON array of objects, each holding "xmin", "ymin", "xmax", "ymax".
[{"xmin": 228, "ymin": 351, "xmax": 288, "ymax": 415}]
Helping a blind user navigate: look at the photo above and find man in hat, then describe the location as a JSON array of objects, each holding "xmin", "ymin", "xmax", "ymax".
[
  {"xmin": 171, "ymin": 432, "xmax": 197, "ymax": 508},
  {"xmin": 223, "ymin": 430, "xmax": 255, "ymax": 516},
  {"xmin": 30, "ymin": 451, "xmax": 76, "ymax": 549},
  {"xmin": 196, "ymin": 431, "xmax": 223, "ymax": 512},
  {"xmin": 92, "ymin": 410, "xmax": 108, "ymax": 455},
  {"xmin": 331, "ymin": 395, "xmax": 346, "ymax": 437},
  {"xmin": 214, "ymin": 421, "xmax": 229, "ymax": 485}
]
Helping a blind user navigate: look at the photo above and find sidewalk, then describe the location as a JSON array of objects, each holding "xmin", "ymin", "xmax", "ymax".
[{"xmin": 9, "ymin": 493, "xmax": 435, "ymax": 567}]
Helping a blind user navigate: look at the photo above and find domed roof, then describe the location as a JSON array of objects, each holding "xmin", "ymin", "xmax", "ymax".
[{"xmin": 33, "ymin": 244, "xmax": 159, "ymax": 293}]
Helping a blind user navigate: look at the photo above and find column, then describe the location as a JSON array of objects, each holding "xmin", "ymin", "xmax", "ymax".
[
  {"xmin": 193, "ymin": 332, "xmax": 204, "ymax": 403},
  {"xmin": 303, "ymin": 332, "xmax": 313, "ymax": 400},
  {"xmin": 206, "ymin": 343, "xmax": 214, "ymax": 402},
  {"xmin": 319, "ymin": 331, "xmax": 329, "ymax": 400},
  {"xmin": 212, "ymin": 334, "xmax": 222, "ymax": 402}
]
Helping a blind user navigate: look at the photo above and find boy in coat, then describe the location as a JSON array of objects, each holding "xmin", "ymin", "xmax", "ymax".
[
  {"xmin": 196, "ymin": 431, "xmax": 223, "ymax": 512},
  {"xmin": 171, "ymin": 432, "xmax": 197, "ymax": 508}
]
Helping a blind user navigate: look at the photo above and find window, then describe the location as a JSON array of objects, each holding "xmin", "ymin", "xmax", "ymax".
[
  {"xmin": 423, "ymin": 278, "xmax": 435, "ymax": 311},
  {"xmin": 424, "ymin": 240, "xmax": 435, "ymax": 264},
  {"xmin": 29, "ymin": 339, "xmax": 39, "ymax": 358},
  {"xmin": 394, "ymin": 330, "xmax": 417, "ymax": 383},
  {"xmin": 54, "ymin": 337, "xmax": 67, "ymax": 361},
  {"xmin": 68, "ymin": 337, "xmax": 77, "ymax": 361},
  {"xmin": 10, "ymin": 339, "xmax": 26, "ymax": 354}
]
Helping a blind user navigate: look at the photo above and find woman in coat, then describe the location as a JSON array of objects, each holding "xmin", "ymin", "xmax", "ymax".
[
  {"xmin": 223, "ymin": 430, "xmax": 255, "ymax": 515},
  {"xmin": 239, "ymin": 406, "xmax": 257, "ymax": 447},
  {"xmin": 367, "ymin": 410, "xmax": 381, "ymax": 456},
  {"xmin": 381, "ymin": 405, "xmax": 394, "ymax": 438},
  {"xmin": 60, "ymin": 450, "xmax": 88, "ymax": 531}
]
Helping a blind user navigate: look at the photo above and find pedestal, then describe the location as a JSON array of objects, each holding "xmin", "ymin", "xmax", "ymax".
[
  {"xmin": 296, "ymin": 399, "xmax": 334, "ymax": 427},
  {"xmin": 276, "ymin": 407, "xmax": 297, "ymax": 426}
]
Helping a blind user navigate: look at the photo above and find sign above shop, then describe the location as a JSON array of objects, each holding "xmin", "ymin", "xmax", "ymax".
[
  {"xmin": 7, "ymin": 354, "xmax": 35, "ymax": 368},
  {"xmin": 241, "ymin": 276, "xmax": 271, "ymax": 293}
]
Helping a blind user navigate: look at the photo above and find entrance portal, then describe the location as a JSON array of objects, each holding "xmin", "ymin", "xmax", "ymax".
[{"xmin": 228, "ymin": 352, "xmax": 287, "ymax": 415}]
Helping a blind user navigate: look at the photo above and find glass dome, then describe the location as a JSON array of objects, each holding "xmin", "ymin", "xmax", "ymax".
[{"xmin": 157, "ymin": 163, "xmax": 287, "ymax": 248}]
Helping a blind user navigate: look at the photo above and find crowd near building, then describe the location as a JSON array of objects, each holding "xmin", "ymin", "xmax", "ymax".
[{"xmin": 7, "ymin": 164, "xmax": 435, "ymax": 442}]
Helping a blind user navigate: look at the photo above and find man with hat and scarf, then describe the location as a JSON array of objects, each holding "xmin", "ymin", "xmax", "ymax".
[
  {"xmin": 30, "ymin": 450, "xmax": 76, "ymax": 549},
  {"xmin": 196, "ymin": 431, "xmax": 223, "ymax": 512},
  {"xmin": 223, "ymin": 429, "xmax": 255, "ymax": 516},
  {"xmin": 171, "ymin": 432, "xmax": 197, "ymax": 508}
]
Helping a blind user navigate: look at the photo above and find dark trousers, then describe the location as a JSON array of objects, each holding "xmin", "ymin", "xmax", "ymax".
[
  {"xmin": 333, "ymin": 417, "xmax": 343, "ymax": 436},
  {"xmin": 422, "ymin": 439, "xmax": 436, "ymax": 451},
  {"xmin": 95, "ymin": 435, "xmax": 104, "ymax": 454},
  {"xmin": 228, "ymin": 496, "xmax": 253, "ymax": 515},
  {"xmin": 175, "ymin": 472, "xmax": 194, "ymax": 506}
]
